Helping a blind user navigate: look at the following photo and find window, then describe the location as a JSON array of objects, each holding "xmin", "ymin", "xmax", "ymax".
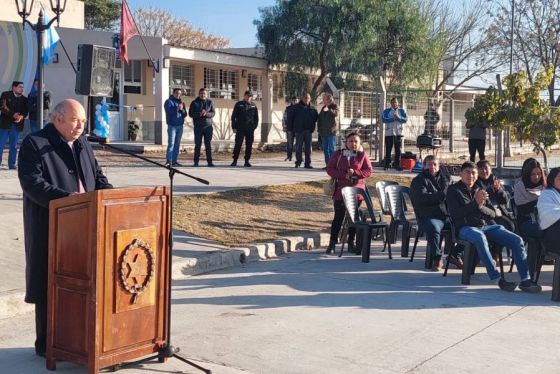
[
  {"xmin": 344, "ymin": 92, "xmax": 373, "ymax": 119},
  {"xmin": 124, "ymin": 60, "xmax": 142, "ymax": 94},
  {"xmin": 247, "ymin": 73, "xmax": 262, "ymax": 101},
  {"xmin": 204, "ymin": 67, "xmax": 238, "ymax": 100},
  {"xmin": 272, "ymin": 73, "xmax": 285, "ymax": 103},
  {"xmin": 170, "ymin": 63, "xmax": 194, "ymax": 96}
]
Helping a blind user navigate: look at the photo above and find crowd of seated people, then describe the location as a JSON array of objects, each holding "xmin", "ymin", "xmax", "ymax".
[{"xmin": 408, "ymin": 157, "xmax": 544, "ymax": 293}]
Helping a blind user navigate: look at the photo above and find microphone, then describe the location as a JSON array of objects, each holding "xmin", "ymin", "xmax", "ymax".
[{"xmin": 86, "ymin": 135, "xmax": 110, "ymax": 144}]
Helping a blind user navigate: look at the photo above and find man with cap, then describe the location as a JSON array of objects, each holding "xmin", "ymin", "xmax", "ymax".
[{"xmin": 231, "ymin": 90, "xmax": 259, "ymax": 167}]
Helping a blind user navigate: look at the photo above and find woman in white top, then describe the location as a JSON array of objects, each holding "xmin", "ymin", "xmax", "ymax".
[{"xmin": 537, "ymin": 167, "xmax": 560, "ymax": 254}]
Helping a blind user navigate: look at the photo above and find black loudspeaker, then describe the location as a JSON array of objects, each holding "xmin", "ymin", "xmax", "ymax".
[{"xmin": 75, "ymin": 44, "xmax": 116, "ymax": 97}]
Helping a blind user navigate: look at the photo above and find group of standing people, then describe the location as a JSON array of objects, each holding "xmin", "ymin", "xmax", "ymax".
[{"xmin": 0, "ymin": 80, "xmax": 50, "ymax": 170}]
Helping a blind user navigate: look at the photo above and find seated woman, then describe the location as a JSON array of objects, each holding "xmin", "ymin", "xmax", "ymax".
[
  {"xmin": 537, "ymin": 167, "xmax": 560, "ymax": 255},
  {"xmin": 514, "ymin": 158, "xmax": 546, "ymax": 237},
  {"xmin": 326, "ymin": 132, "xmax": 372, "ymax": 254},
  {"xmin": 475, "ymin": 160, "xmax": 515, "ymax": 233}
]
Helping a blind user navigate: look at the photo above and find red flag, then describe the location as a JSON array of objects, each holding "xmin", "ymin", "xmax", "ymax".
[{"xmin": 120, "ymin": 0, "xmax": 139, "ymax": 64}]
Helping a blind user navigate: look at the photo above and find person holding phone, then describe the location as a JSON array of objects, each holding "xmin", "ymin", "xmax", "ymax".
[
  {"xmin": 189, "ymin": 88, "xmax": 215, "ymax": 167},
  {"xmin": 164, "ymin": 88, "xmax": 187, "ymax": 167},
  {"xmin": 382, "ymin": 97, "xmax": 407, "ymax": 170}
]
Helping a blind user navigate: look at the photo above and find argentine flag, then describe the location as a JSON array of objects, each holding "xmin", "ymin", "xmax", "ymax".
[{"xmin": 42, "ymin": 9, "xmax": 60, "ymax": 65}]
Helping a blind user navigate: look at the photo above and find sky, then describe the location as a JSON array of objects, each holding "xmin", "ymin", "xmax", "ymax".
[{"xmin": 129, "ymin": 0, "xmax": 276, "ymax": 48}]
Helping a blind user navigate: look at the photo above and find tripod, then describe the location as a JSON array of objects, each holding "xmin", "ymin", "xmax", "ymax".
[{"xmin": 93, "ymin": 140, "xmax": 212, "ymax": 374}]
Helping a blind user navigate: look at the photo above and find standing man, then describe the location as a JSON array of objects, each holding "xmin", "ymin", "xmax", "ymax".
[
  {"xmin": 317, "ymin": 93, "xmax": 338, "ymax": 167},
  {"xmin": 382, "ymin": 97, "xmax": 407, "ymax": 170},
  {"xmin": 282, "ymin": 96, "xmax": 298, "ymax": 162},
  {"xmin": 466, "ymin": 118, "xmax": 489, "ymax": 162},
  {"xmin": 423, "ymin": 101, "xmax": 439, "ymax": 135},
  {"xmin": 287, "ymin": 92, "xmax": 318, "ymax": 169},
  {"xmin": 164, "ymin": 88, "xmax": 187, "ymax": 167},
  {"xmin": 231, "ymin": 90, "xmax": 259, "ymax": 167},
  {"xmin": 446, "ymin": 162, "xmax": 541, "ymax": 293},
  {"xmin": 0, "ymin": 81, "xmax": 28, "ymax": 170},
  {"xmin": 189, "ymin": 88, "xmax": 215, "ymax": 167},
  {"xmin": 27, "ymin": 79, "xmax": 52, "ymax": 133},
  {"xmin": 18, "ymin": 99, "xmax": 112, "ymax": 357}
]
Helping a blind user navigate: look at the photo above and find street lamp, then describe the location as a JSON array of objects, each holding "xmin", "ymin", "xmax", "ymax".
[{"xmin": 14, "ymin": 0, "xmax": 66, "ymax": 129}]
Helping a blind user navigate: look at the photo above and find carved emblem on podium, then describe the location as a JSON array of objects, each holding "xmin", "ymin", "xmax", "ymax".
[{"xmin": 119, "ymin": 238, "xmax": 156, "ymax": 304}]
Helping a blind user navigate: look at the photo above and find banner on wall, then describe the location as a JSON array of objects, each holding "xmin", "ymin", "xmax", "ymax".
[{"xmin": 0, "ymin": 21, "xmax": 38, "ymax": 91}]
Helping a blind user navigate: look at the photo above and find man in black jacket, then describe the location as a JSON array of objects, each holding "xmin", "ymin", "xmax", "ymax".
[
  {"xmin": 410, "ymin": 155, "xmax": 457, "ymax": 271},
  {"xmin": 188, "ymin": 88, "xmax": 215, "ymax": 167},
  {"xmin": 447, "ymin": 162, "xmax": 540, "ymax": 293},
  {"xmin": 18, "ymin": 99, "xmax": 113, "ymax": 357},
  {"xmin": 287, "ymin": 92, "xmax": 317, "ymax": 168},
  {"xmin": 27, "ymin": 79, "xmax": 51, "ymax": 133},
  {"xmin": 231, "ymin": 90, "xmax": 259, "ymax": 167},
  {"xmin": 0, "ymin": 81, "xmax": 28, "ymax": 169}
]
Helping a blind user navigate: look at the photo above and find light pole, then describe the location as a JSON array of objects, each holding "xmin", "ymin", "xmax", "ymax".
[
  {"xmin": 504, "ymin": 0, "xmax": 515, "ymax": 158},
  {"xmin": 14, "ymin": 0, "xmax": 66, "ymax": 130}
]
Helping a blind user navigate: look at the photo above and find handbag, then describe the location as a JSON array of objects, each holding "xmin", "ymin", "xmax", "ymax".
[{"xmin": 323, "ymin": 153, "xmax": 342, "ymax": 196}]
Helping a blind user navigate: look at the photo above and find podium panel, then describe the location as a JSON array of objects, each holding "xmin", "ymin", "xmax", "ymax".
[{"xmin": 47, "ymin": 187, "xmax": 170, "ymax": 374}]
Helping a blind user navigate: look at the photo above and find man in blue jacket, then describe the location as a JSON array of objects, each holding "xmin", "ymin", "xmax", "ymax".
[
  {"xmin": 287, "ymin": 92, "xmax": 318, "ymax": 168},
  {"xmin": 382, "ymin": 97, "xmax": 407, "ymax": 170},
  {"xmin": 164, "ymin": 88, "xmax": 187, "ymax": 167},
  {"xmin": 189, "ymin": 88, "xmax": 215, "ymax": 167}
]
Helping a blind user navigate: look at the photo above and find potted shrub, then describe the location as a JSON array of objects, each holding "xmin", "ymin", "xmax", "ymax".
[{"xmin": 128, "ymin": 121, "xmax": 140, "ymax": 141}]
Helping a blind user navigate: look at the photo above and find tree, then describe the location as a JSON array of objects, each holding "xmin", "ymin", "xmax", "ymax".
[
  {"xmin": 466, "ymin": 66, "xmax": 560, "ymax": 170},
  {"xmin": 255, "ymin": 0, "xmax": 434, "ymax": 97},
  {"xmin": 84, "ymin": 0, "xmax": 120, "ymax": 31},
  {"xmin": 133, "ymin": 7, "xmax": 229, "ymax": 49},
  {"xmin": 417, "ymin": 0, "xmax": 501, "ymax": 97},
  {"xmin": 489, "ymin": 0, "xmax": 560, "ymax": 105}
]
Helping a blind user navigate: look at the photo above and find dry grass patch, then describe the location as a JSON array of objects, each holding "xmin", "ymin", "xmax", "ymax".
[{"xmin": 173, "ymin": 174, "xmax": 412, "ymax": 247}]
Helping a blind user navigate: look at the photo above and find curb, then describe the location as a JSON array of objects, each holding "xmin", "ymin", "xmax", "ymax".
[{"xmin": 0, "ymin": 232, "xmax": 331, "ymax": 319}]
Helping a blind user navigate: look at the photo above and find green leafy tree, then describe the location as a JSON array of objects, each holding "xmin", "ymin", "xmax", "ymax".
[
  {"xmin": 84, "ymin": 0, "xmax": 120, "ymax": 31},
  {"xmin": 255, "ymin": 0, "xmax": 434, "ymax": 97},
  {"xmin": 467, "ymin": 66, "xmax": 560, "ymax": 169}
]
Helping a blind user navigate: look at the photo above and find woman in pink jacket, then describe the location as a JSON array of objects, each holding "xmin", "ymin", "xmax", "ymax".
[{"xmin": 326, "ymin": 132, "xmax": 372, "ymax": 253}]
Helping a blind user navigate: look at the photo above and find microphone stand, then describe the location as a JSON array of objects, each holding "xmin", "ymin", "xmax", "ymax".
[{"xmin": 95, "ymin": 140, "xmax": 211, "ymax": 373}]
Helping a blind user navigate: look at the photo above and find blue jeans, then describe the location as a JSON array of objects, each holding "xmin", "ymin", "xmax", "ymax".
[
  {"xmin": 194, "ymin": 125, "xmax": 213, "ymax": 164},
  {"xmin": 322, "ymin": 135, "xmax": 336, "ymax": 165},
  {"xmin": 459, "ymin": 224, "xmax": 530, "ymax": 281},
  {"xmin": 29, "ymin": 120, "xmax": 40, "ymax": 133},
  {"xmin": 166, "ymin": 124, "xmax": 183, "ymax": 163},
  {"xmin": 417, "ymin": 217, "xmax": 445, "ymax": 258},
  {"xmin": 0, "ymin": 124, "xmax": 19, "ymax": 168}
]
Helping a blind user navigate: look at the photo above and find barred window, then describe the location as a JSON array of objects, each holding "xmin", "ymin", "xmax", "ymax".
[
  {"xmin": 204, "ymin": 67, "xmax": 238, "ymax": 100},
  {"xmin": 344, "ymin": 92, "xmax": 373, "ymax": 119},
  {"xmin": 247, "ymin": 73, "xmax": 262, "ymax": 101},
  {"xmin": 169, "ymin": 63, "xmax": 194, "ymax": 96},
  {"xmin": 272, "ymin": 73, "xmax": 285, "ymax": 103},
  {"xmin": 124, "ymin": 60, "xmax": 142, "ymax": 94}
]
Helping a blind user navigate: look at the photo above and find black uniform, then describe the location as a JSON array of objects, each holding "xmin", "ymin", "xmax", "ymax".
[{"xmin": 231, "ymin": 99, "xmax": 259, "ymax": 163}]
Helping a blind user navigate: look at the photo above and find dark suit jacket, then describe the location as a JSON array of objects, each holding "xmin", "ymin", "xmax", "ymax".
[
  {"xmin": 18, "ymin": 123, "xmax": 113, "ymax": 303},
  {"xmin": 0, "ymin": 90, "xmax": 28, "ymax": 131}
]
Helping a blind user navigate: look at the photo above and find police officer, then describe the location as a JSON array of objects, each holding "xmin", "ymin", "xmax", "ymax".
[{"xmin": 231, "ymin": 90, "xmax": 259, "ymax": 167}]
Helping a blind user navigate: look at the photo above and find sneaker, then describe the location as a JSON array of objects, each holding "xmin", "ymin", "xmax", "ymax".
[
  {"xmin": 165, "ymin": 161, "xmax": 171, "ymax": 167},
  {"xmin": 447, "ymin": 256, "xmax": 464, "ymax": 269},
  {"xmin": 518, "ymin": 279, "xmax": 542, "ymax": 293},
  {"xmin": 172, "ymin": 162, "xmax": 182, "ymax": 167},
  {"xmin": 244, "ymin": 161, "xmax": 252, "ymax": 167},
  {"xmin": 326, "ymin": 243, "xmax": 335, "ymax": 254},
  {"xmin": 8, "ymin": 165, "xmax": 16, "ymax": 170},
  {"xmin": 230, "ymin": 160, "xmax": 237, "ymax": 167},
  {"xmin": 295, "ymin": 163, "xmax": 301, "ymax": 168},
  {"xmin": 498, "ymin": 278, "xmax": 518, "ymax": 292}
]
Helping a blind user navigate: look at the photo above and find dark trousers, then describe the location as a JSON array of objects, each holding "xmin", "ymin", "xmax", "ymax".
[
  {"xmin": 194, "ymin": 125, "xmax": 213, "ymax": 164},
  {"xmin": 295, "ymin": 130, "xmax": 312, "ymax": 166},
  {"xmin": 468, "ymin": 139, "xmax": 485, "ymax": 162},
  {"xmin": 35, "ymin": 299, "xmax": 47, "ymax": 354},
  {"xmin": 384, "ymin": 135, "xmax": 402, "ymax": 167},
  {"xmin": 329, "ymin": 199, "xmax": 358, "ymax": 245},
  {"xmin": 286, "ymin": 131, "xmax": 294, "ymax": 160},
  {"xmin": 232, "ymin": 129, "xmax": 255, "ymax": 161}
]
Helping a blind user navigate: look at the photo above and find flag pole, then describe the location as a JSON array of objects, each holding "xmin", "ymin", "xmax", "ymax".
[{"xmin": 123, "ymin": 0, "xmax": 160, "ymax": 73}]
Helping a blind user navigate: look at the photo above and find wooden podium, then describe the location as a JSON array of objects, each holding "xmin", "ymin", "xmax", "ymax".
[{"xmin": 46, "ymin": 187, "xmax": 171, "ymax": 373}]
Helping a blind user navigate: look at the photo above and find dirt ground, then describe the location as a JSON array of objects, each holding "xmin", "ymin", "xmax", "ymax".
[{"xmin": 173, "ymin": 175, "xmax": 412, "ymax": 247}]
